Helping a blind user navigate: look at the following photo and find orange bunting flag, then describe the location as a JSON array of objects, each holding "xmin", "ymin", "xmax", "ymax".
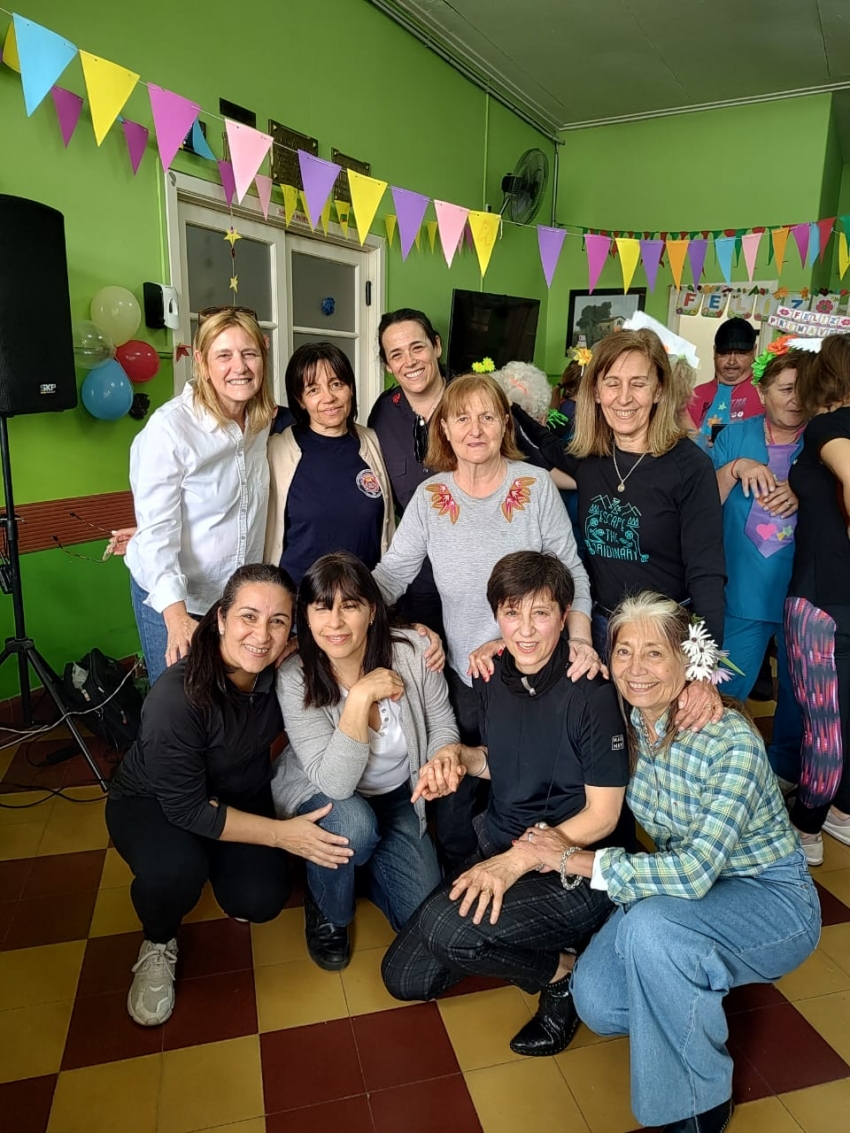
[
  {"xmin": 468, "ymin": 210, "xmax": 501, "ymax": 276},
  {"xmin": 79, "ymin": 51, "xmax": 139, "ymax": 146},
  {"xmin": 772, "ymin": 227, "xmax": 790, "ymax": 275},
  {"xmin": 665, "ymin": 238, "xmax": 690, "ymax": 292},
  {"xmin": 615, "ymin": 237, "xmax": 641, "ymax": 293},
  {"xmin": 348, "ymin": 170, "xmax": 388, "ymax": 244}
]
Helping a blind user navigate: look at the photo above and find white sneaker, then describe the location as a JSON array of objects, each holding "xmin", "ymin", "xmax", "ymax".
[
  {"xmin": 822, "ymin": 809, "xmax": 850, "ymax": 847},
  {"xmin": 127, "ymin": 939, "xmax": 177, "ymax": 1026},
  {"xmin": 798, "ymin": 831, "xmax": 824, "ymax": 868}
]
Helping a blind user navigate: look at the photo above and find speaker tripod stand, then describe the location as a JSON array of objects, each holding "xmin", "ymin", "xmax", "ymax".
[{"xmin": 0, "ymin": 415, "xmax": 107, "ymax": 792}]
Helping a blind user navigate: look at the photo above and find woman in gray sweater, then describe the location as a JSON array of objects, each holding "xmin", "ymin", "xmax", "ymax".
[{"xmin": 272, "ymin": 551, "xmax": 458, "ymax": 971}]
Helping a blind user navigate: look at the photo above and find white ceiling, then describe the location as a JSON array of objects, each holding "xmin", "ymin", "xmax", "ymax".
[{"xmin": 372, "ymin": 0, "xmax": 850, "ymax": 138}]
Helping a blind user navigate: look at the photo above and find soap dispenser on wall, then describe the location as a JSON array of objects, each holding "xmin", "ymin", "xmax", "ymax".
[{"xmin": 143, "ymin": 282, "xmax": 180, "ymax": 330}]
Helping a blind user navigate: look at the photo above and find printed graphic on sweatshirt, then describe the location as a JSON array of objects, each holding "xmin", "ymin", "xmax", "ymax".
[{"xmin": 584, "ymin": 494, "xmax": 648, "ymax": 562}]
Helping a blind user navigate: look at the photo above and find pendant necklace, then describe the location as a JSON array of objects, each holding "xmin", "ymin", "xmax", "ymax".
[
  {"xmin": 414, "ymin": 380, "xmax": 445, "ymax": 430},
  {"xmin": 611, "ymin": 447, "xmax": 648, "ymax": 492}
]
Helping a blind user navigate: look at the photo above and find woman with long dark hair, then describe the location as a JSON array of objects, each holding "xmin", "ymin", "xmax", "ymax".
[{"xmin": 107, "ymin": 563, "xmax": 353, "ymax": 1027}]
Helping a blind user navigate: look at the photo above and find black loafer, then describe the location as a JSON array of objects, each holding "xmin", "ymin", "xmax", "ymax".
[
  {"xmin": 662, "ymin": 1098, "xmax": 734, "ymax": 1133},
  {"xmin": 303, "ymin": 890, "xmax": 350, "ymax": 972},
  {"xmin": 509, "ymin": 974, "xmax": 580, "ymax": 1056}
]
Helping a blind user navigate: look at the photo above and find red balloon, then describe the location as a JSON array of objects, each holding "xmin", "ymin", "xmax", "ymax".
[{"xmin": 116, "ymin": 340, "xmax": 160, "ymax": 383}]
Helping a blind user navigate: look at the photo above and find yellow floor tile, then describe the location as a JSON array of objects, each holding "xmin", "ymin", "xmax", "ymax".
[
  {"xmin": 47, "ymin": 1053, "xmax": 162, "ymax": 1133},
  {"xmin": 794, "ymin": 991, "xmax": 850, "ymax": 1062},
  {"xmin": 341, "ymin": 945, "xmax": 411, "ymax": 1015},
  {"xmin": 0, "ymin": 999, "xmax": 74, "ymax": 1083},
  {"xmin": 780, "ymin": 1078, "xmax": 850, "ymax": 1133},
  {"xmin": 815, "ymin": 866, "xmax": 850, "ymax": 906},
  {"xmin": 55, "ymin": 786, "xmax": 108, "ymax": 803},
  {"xmin": 777, "ymin": 947, "xmax": 850, "ymax": 1001},
  {"xmin": 193, "ymin": 1123, "xmax": 265, "ymax": 1133},
  {"xmin": 466, "ymin": 1057, "xmax": 590, "ymax": 1133},
  {"xmin": 37, "ymin": 801, "xmax": 109, "ymax": 857},
  {"xmin": 819, "ymin": 835, "xmax": 850, "ymax": 873},
  {"xmin": 158, "ymin": 1036, "xmax": 264, "ymax": 1133},
  {"xmin": 722, "ymin": 1097, "xmax": 803, "ymax": 1132},
  {"xmin": 254, "ymin": 957, "xmax": 348, "ymax": 1032},
  {"xmin": 250, "ymin": 907, "xmax": 308, "ymax": 967},
  {"xmin": 0, "ymin": 791, "xmax": 54, "ymax": 824},
  {"xmin": 99, "ymin": 846, "xmax": 134, "ymax": 889},
  {"xmin": 0, "ymin": 820, "xmax": 45, "ymax": 860},
  {"xmin": 0, "ymin": 940, "xmax": 85, "ymax": 1010},
  {"xmin": 183, "ymin": 881, "xmax": 226, "ymax": 924},
  {"xmin": 437, "ymin": 986, "xmax": 532, "ymax": 1071},
  {"xmin": 351, "ymin": 898, "xmax": 395, "ymax": 951},
  {"xmin": 88, "ymin": 886, "xmax": 142, "ymax": 937},
  {"xmin": 817, "ymin": 922, "xmax": 850, "ymax": 976},
  {"xmin": 555, "ymin": 1036, "xmax": 636, "ymax": 1133}
]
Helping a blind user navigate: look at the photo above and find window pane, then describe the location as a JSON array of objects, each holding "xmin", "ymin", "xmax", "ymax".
[
  {"xmin": 186, "ymin": 225, "xmax": 273, "ymax": 320},
  {"xmin": 291, "ymin": 253, "xmax": 355, "ymax": 332},
  {"xmin": 291, "ymin": 332, "xmax": 356, "ymax": 375}
]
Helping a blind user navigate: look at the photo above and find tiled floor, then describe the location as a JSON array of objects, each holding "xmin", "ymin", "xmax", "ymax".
[{"xmin": 1, "ymin": 732, "xmax": 850, "ymax": 1132}]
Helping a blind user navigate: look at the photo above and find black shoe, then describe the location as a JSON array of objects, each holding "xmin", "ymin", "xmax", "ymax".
[
  {"xmin": 662, "ymin": 1098, "xmax": 734, "ymax": 1133},
  {"xmin": 303, "ymin": 890, "xmax": 350, "ymax": 972},
  {"xmin": 509, "ymin": 974, "xmax": 580, "ymax": 1056}
]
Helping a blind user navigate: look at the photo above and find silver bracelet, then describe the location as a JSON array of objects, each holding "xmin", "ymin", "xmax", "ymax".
[
  {"xmin": 474, "ymin": 747, "xmax": 488, "ymax": 776},
  {"xmin": 559, "ymin": 846, "xmax": 584, "ymax": 890}
]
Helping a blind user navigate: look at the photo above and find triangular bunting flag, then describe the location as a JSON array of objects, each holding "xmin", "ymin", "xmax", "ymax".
[
  {"xmin": 616, "ymin": 237, "xmax": 641, "ymax": 292},
  {"xmin": 225, "ymin": 120, "xmax": 273, "ymax": 204},
  {"xmin": 335, "ymin": 199, "xmax": 350, "ymax": 238},
  {"xmin": 299, "ymin": 190, "xmax": 313, "ymax": 228},
  {"xmin": 298, "ymin": 151, "xmax": 341, "ymax": 232},
  {"xmin": 255, "ymin": 174, "xmax": 272, "ymax": 220},
  {"xmin": 714, "ymin": 236, "xmax": 735, "ymax": 284},
  {"xmin": 385, "ymin": 214, "xmax": 397, "ymax": 247},
  {"xmin": 50, "ymin": 86, "xmax": 83, "ymax": 148},
  {"xmin": 468, "ymin": 210, "xmax": 501, "ymax": 276},
  {"xmin": 392, "ymin": 186, "xmax": 429, "ymax": 261},
  {"xmin": 281, "ymin": 184, "xmax": 299, "ymax": 227},
  {"xmin": 218, "ymin": 160, "xmax": 236, "ymax": 207},
  {"xmin": 840, "ymin": 232, "xmax": 850, "ymax": 280},
  {"xmin": 817, "ymin": 217, "xmax": 835, "ymax": 263},
  {"xmin": 790, "ymin": 223, "xmax": 809, "ymax": 267},
  {"xmin": 13, "ymin": 14, "xmax": 77, "ymax": 117},
  {"xmin": 434, "ymin": 200, "xmax": 469, "ymax": 267},
  {"xmin": 807, "ymin": 222, "xmax": 819, "ymax": 267},
  {"xmin": 741, "ymin": 232, "xmax": 762, "ymax": 281},
  {"xmin": 688, "ymin": 238, "xmax": 708, "ymax": 287},
  {"xmin": 537, "ymin": 226, "xmax": 566, "ymax": 288},
  {"xmin": 772, "ymin": 227, "xmax": 789, "ymax": 274},
  {"xmin": 190, "ymin": 119, "xmax": 216, "ymax": 161},
  {"xmin": 79, "ymin": 51, "xmax": 139, "ymax": 146},
  {"xmin": 414, "ymin": 228, "xmax": 422, "ymax": 251},
  {"xmin": 319, "ymin": 198, "xmax": 332, "ymax": 235},
  {"xmin": 3, "ymin": 20, "xmax": 20, "ymax": 71},
  {"xmin": 121, "ymin": 119, "xmax": 149, "ymax": 176},
  {"xmin": 665, "ymin": 238, "xmax": 690, "ymax": 291},
  {"xmin": 585, "ymin": 234, "xmax": 611, "ymax": 293},
  {"xmin": 426, "ymin": 220, "xmax": 438, "ymax": 252},
  {"xmin": 347, "ymin": 170, "xmax": 388, "ymax": 244},
  {"xmin": 148, "ymin": 84, "xmax": 200, "ymax": 172},
  {"xmin": 639, "ymin": 239, "xmax": 664, "ymax": 292}
]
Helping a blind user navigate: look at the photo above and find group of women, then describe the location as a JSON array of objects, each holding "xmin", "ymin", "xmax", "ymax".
[{"xmin": 105, "ymin": 302, "xmax": 850, "ymax": 1133}]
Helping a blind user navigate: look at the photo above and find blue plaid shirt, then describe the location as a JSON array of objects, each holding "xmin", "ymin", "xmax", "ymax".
[{"xmin": 600, "ymin": 707, "xmax": 798, "ymax": 903}]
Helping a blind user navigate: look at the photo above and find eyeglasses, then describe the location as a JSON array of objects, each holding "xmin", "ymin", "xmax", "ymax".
[
  {"xmin": 197, "ymin": 305, "xmax": 259, "ymax": 326},
  {"xmin": 413, "ymin": 415, "xmax": 430, "ymax": 464}
]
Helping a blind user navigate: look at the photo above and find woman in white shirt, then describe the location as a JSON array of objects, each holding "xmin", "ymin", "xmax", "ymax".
[{"xmin": 125, "ymin": 308, "xmax": 275, "ymax": 684}]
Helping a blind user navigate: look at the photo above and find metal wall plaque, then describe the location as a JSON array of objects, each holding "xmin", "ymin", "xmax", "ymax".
[
  {"xmin": 269, "ymin": 120, "xmax": 318, "ymax": 188},
  {"xmin": 331, "ymin": 149, "xmax": 372, "ymax": 204}
]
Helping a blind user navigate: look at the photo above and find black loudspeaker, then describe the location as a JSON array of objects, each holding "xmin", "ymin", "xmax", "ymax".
[{"xmin": 0, "ymin": 195, "xmax": 78, "ymax": 415}]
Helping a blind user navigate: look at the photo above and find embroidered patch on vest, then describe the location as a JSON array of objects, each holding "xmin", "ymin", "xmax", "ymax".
[{"xmin": 356, "ymin": 469, "xmax": 383, "ymax": 498}]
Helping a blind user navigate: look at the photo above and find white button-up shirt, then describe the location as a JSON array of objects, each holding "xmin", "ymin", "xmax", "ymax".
[{"xmin": 125, "ymin": 382, "xmax": 270, "ymax": 615}]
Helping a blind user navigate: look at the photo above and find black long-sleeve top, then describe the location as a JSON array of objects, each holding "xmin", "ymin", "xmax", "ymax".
[{"xmin": 109, "ymin": 660, "xmax": 283, "ymax": 838}]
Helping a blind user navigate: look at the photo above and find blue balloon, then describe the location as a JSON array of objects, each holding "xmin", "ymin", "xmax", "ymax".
[{"xmin": 81, "ymin": 359, "xmax": 134, "ymax": 421}]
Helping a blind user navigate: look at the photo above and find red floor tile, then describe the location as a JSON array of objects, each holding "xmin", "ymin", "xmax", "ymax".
[
  {"xmin": 61, "ymin": 989, "xmax": 163, "ymax": 1070},
  {"xmin": 816, "ymin": 880, "xmax": 850, "ymax": 926},
  {"xmin": 352, "ymin": 1003, "xmax": 459, "ymax": 1091},
  {"xmin": 728, "ymin": 1001, "xmax": 850, "ymax": 1094},
  {"xmin": 370, "ymin": 1075, "xmax": 483, "ymax": 1133},
  {"xmin": 77, "ymin": 931, "xmax": 145, "ymax": 997},
  {"xmin": 177, "ymin": 916, "xmax": 254, "ymax": 979},
  {"xmin": 3, "ymin": 887, "xmax": 98, "ymax": 951},
  {"xmin": 261, "ymin": 1019, "xmax": 365, "ymax": 1114},
  {"xmin": 162, "ymin": 968, "xmax": 258, "ymax": 1050},
  {"xmin": 23, "ymin": 849, "xmax": 106, "ymax": 898},
  {"xmin": 730, "ymin": 1047, "xmax": 773, "ymax": 1105},
  {"xmin": 724, "ymin": 982, "xmax": 787, "ymax": 1014},
  {"xmin": 0, "ymin": 900, "xmax": 14, "ymax": 947},
  {"xmin": 0, "ymin": 858, "xmax": 31, "ymax": 902},
  {"xmin": 266, "ymin": 1095, "xmax": 374, "ymax": 1133},
  {"xmin": 1, "ymin": 736, "xmax": 116, "ymax": 792},
  {"xmin": 0, "ymin": 1074, "xmax": 56, "ymax": 1133}
]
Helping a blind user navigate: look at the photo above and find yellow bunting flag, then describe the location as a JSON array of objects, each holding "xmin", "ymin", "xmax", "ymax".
[
  {"xmin": 334, "ymin": 200, "xmax": 350, "ymax": 238},
  {"xmin": 281, "ymin": 185, "xmax": 298, "ymax": 227},
  {"xmin": 348, "ymin": 170, "xmax": 388, "ymax": 244},
  {"xmin": 772, "ymin": 226, "xmax": 790, "ymax": 275},
  {"xmin": 319, "ymin": 198, "xmax": 331, "ymax": 236},
  {"xmin": 426, "ymin": 220, "xmax": 439, "ymax": 252},
  {"xmin": 299, "ymin": 189, "xmax": 313, "ymax": 229},
  {"xmin": 414, "ymin": 227, "xmax": 422, "ymax": 251},
  {"xmin": 3, "ymin": 21, "xmax": 20, "ymax": 71},
  {"xmin": 840, "ymin": 233, "xmax": 850, "ymax": 280},
  {"xmin": 468, "ymin": 210, "xmax": 501, "ymax": 277},
  {"xmin": 385, "ymin": 214, "xmax": 397, "ymax": 248},
  {"xmin": 665, "ymin": 238, "xmax": 690, "ymax": 292},
  {"xmin": 79, "ymin": 51, "xmax": 139, "ymax": 146},
  {"xmin": 616, "ymin": 237, "xmax": 641, "ymax": 292}
]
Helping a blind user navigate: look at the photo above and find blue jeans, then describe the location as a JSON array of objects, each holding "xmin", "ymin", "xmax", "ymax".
[
  {"xmin": 130, "ymin": 576, "xmax": 169, "ymax": 686},
  {"xmin": 571, "ymin": 849, "xmax": 820, "ymax": 1126},
  {"xmin": 299, "ymin": 783, "xmax": 441, "ymax": 932},
  {"xmin": 722, "ymin": 614, "xmax": 803, "ymax": 783}
]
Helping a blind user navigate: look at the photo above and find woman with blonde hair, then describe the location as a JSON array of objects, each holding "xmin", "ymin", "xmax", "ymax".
[{"xmin": 125, "ymin": 307, "xmax": 276, "ymax": 684}]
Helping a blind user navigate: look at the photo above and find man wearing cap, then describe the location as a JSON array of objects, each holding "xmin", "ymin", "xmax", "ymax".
[{"xmin": 689, "ymin": 317, "xmax": 763, "ymax": 443}]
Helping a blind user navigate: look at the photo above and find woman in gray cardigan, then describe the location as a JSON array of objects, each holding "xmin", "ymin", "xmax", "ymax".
[{"xmin": 272, "ymin": 551, "xmax": 458, "ymax": 971}]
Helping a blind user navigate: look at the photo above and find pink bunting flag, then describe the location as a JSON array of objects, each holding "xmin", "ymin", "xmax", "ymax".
[
  {"xmin": 255, "ymin": 174, "xmax": 272, "ymax": 220},
  {"xmin": 218, "ymin": 161, "xmax": 236, "ymax": 207},
  {"xmin": 434, "ymin": 200, "xmax": 469, "ymax": 267},
  {"xmin": 392, "ymin": 186, "xmax": 429, "ymax": 261},
  {"xmin": 741, "ymin": 232, "xmax": 762, "ymax": 281},
  {"xmin": 537, "ymin": 226, "xmax": 566, "ymax": 287},
  {"xmin": 226, "ymin": 120, "xmax": 273, "ymax": 204},
  {"xmin": 817, "ymin": 217, "xmax": 835, "ymax": 262},
  {"xmin": 50, "ymin": 85, "xmax": 83, "ymax": 147},
  {"xmin": 148, "ymin": 84, "xmax": 200, "ymax": 172},
  {"xmin": 584, "ymin": 233, "xmax": 610, "ymax": 293},
  {"xmin": 121, "ymin": 119, "xmax": 149, "ymax": 176},
  {"xmin": 298, "ymin": 151, "xmax": 341, "ymax": 231},
  {"xmin": 791, "ymin": 223, "xmax": 809, "ymax": 267},
  {"xmin": 687, "ymin": 238, "xmax": 708, "ymax": 287},
  {"xmin": 639, "ymin": 239, "xmax": 664, "ymax": 292}
]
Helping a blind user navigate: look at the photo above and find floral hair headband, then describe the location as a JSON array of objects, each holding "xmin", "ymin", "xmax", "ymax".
[
  {"xmin": 751, "ymin": 334, "xmax": 794, "ymax": 384},
  {"xmin": 566, "ymin": 346, "xmax": 593, "ymax": 368},
  {"xmin": 682, "ymin": 619, "xmax": 743, "ymax": 684},
  {"xmin": 471, "ymin": 357, "xmax": 495, "ymax": 373}
]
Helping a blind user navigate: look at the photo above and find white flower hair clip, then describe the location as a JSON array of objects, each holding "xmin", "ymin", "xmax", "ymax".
[{"xmin": 681, "ymin": 619, "xmax": 743, "ymax": 685}]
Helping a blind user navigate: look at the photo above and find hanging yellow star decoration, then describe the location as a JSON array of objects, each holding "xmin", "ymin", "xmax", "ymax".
[
  {"xmin": 229, "ymin": 275, "xmax": 239, "ymax": 295},
  {"xmin": 224, "ymin": 226, "xmax": 242, "ymax": 248}
]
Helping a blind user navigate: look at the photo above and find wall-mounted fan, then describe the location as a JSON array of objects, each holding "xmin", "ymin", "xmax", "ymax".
[{"xmin": 500, "ymin": 148, "xmax": 549, "ymax": 224}]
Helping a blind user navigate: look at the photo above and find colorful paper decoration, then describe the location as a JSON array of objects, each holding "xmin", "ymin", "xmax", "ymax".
[
  {"xmin": 584, "ymin": 234, "xmax": 611, "ymax": 293},
  {"xmin": 218, "ymin": 161, "xmax": 236, "ymax": 207},
  {"xmin": 714, "ymin": 236, "xmax": 735, "ymax": 284},
  {"xmin": 688, "ymin": 238, "xmax": 708, "ymax": 287},
  {"xmin": 665, "ymin": 239, "xmax": 690, "ymax": 291},
  {"xmin": 298, "ymin": 152, "xmax": 341, "ymax": 232},
  {"xmin": 840, "ymin": 233, "xmax": 850, "ymax": 280},
  {"xmin": 615, "ymin": 237, "xmax": 640, "ymax": 292},
  {"xmin": 414, "ymin": 227, "xmax": 422, "ymax": 251},
  {"xmin": 772, "ymin": 226, "xmax": 790, "ymax": 274},
  {"xmin": 50, "ymin": 86, "xmax": 83, "ymax": 148},
  {"xmin": 335, "ymin": 199, "xmax": 350, "ymax": 238},
  {"xmin": 225, "ymin": 120, "xmax": 273, "ymax": 204},
  {"xmin": 319, "ymin": 198, "xmax": 332, "ymax": 235},
  {"xmin": 121, "ymin": 120, "xmax": 149, "ymax": 176},
  {"xmin": 148, "ymin": 84, "xmax": 200, "ymax": 172},
  {"xmin": 13, "ymin": 14, "xmax": 77, "ymax": 117},
  {"xmin": 639, "ymin": 239, "xmax": 664, "ymax": 292},
  {"xmin": 741, "ymin": 232, "xmax": 762, "ymax": 281},
  {"xmin": 434, "ymin": 200, "xmax": 469, "ymax": 267},
  {"xmin": 791, "ymin": 223, "xmax": 809, "ymax": 267},
  {"xmin": 281, "ymin": 184, "xmax": 299, "ymax": 227},
  {"xmin": 537, "ymin": 225, "xmax": 566, "ymax": 287},
  {"xmin": 255, "ymin": 174, "xmax": 272, "ymax": 220},
  {"xmin": 79, "ymin": 51, "xmax": 139, "ymax": 146},
  {"xmin": 468, "ymin": 210, "xmax": 501, "ymax": 276},
  {"xmin": 385, "ymin": 214, "xmax": 397, "ymax": 247},
  {"xmin": 817, "ymin": 218, "xmax": 835, "ymax": 262},
  {"xmin": 190, "ymin": 119, "xmax": 216, "ymax": 161},
  {"xmin": 347, "ymin": 170, "xmax": 387, "ymax": 244},
  {"xmin": 807, "ymin": 222, "xmax": 819, "ymax": 267},
  {"xmin": 426, "ymin": 220, "xmax": 439, "ymax": 252},
  {"xmin": 3, "ymin": 20, "xmax": 20, "ymax": 71},
  {"xmin": 392, "ymin": 186, "xmax": 429, "ymax": 261}
]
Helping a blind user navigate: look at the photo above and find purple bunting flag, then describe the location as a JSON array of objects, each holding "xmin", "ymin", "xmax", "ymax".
[
  {"xmin": 537, "ymin": 226, "xmax": 566, "ymax": 288},
  {"xmin": 585, "ymin": 234, "xmax": 611, "ymax": 293},
  {"xmin": 791, "ymin": 223, "xmax": 809, "ymax": 267},
  {"xmin": 50, "ymin": 85, "xmax": 83, "ymax": 148},
  {"xmin": 121, "ymin": 119, "xmax": 149, "ymax": 176},
  {"xmin": 639, "ymin": 239, "xmax": 664, "ymax": 292},
  {"xmin": 392, "ymin": 186, "xmax": 429, "ymax": 260},
  {"xmin": 688, "ymin": 238, "xmax": 708, "ymax": 287},
  {"xmin": 298, "ymin": 151, "xmax": 341, "ymax": 231},
  {"xmin": 148, "ymin": 84, "xmax": 200, "ymax": 172},
  {"xmin": 218, "ymin": 160, "xmax": 236, "ymax": 207}
]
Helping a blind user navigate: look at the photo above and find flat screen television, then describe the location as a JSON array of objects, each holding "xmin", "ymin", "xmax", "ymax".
[{"xmin": 447, "ymin": 289, "xmax": 540, "ymax": 375}]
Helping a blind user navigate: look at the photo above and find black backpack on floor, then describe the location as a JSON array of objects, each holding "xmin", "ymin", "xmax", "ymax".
[{"xmin": 61, "ymin": 648, "xmax": 143, "ymax": 751}]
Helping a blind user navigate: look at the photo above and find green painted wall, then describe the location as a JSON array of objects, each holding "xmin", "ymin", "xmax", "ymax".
[{"xmin": 0, "ymin": 0, "xmax": 552, "ymax": 695}]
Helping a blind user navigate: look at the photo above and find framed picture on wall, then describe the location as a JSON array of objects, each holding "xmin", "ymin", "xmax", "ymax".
[{"xmin": 566, "ymin": 288, "xmax": 647, "ymax": 351}]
